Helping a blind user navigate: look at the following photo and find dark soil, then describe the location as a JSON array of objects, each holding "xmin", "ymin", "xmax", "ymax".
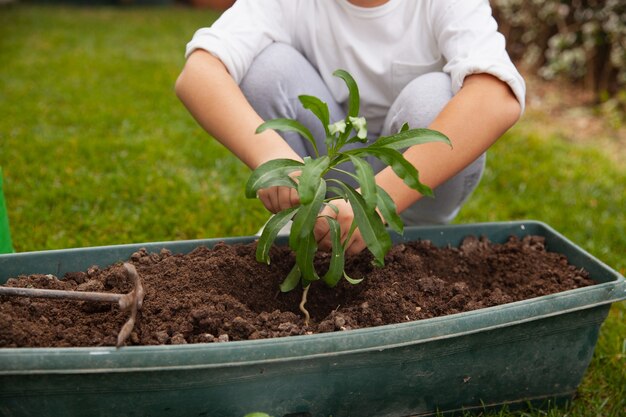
[{"xmin": 0, "ymin": 235, "xmax": 595, "ymax": 348}]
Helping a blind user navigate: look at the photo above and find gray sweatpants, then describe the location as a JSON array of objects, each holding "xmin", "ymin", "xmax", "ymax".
[{"xmin": 241, "ymin": 43, "xmax": 485, "ymax": 226}]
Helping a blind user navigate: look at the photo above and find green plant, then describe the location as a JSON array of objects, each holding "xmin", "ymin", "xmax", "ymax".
[{"xmin": 246, "ymin": 70, "xmax": 450, "ymax": 321}]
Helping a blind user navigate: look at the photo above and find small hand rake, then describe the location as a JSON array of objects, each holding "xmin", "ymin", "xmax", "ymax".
[{"xmin": 0, "ymin": 262, "xmax": 145, "ymax": 347}]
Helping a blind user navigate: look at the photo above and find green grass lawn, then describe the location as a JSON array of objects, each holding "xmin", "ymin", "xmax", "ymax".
[{"xmin": 0, "ymin": 5, "xmax": 624, "ymax": 416}]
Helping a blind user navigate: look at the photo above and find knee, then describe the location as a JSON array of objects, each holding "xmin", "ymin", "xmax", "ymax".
[
  {"xmin": 388, "ymin": 72, "xmax": 453, "ymax": 130},
  {"xmin": 400, "ymin": 153, "xmax": 486, "ymax": 226},
  {"xmin": 247, "ymin": 42, "xmax": 298, "ymax": 74},
  {"xmin": 240, "ymin": 42, "xmax": 307, "ymax": 98}
]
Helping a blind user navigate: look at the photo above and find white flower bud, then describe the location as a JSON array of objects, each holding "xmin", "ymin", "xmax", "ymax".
[
  {"xmin": 328, "ymin": 120, "xmax": 347, "ymax": 135},
  {"xmin": 349, "ymin": 116, "xmax": 368, "ymax": 140}
]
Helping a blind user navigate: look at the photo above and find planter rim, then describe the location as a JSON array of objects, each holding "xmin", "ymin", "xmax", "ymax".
[{"xmin": 1, "ymin": 220, "xmax": 624, "ymax": 375}]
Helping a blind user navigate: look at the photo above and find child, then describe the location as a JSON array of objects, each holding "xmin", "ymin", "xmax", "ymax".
[{"xmin": 176, "ymin": 0, "xmax": 525, "ymax": 254}]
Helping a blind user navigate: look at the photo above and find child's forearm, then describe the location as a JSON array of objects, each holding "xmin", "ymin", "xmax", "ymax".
[
  {"xmin": 376, "ymin": 73, "xmax": 522, "ymax": 214},
  {"xmin": 175, "ymin": 50, "xmax": 303, "ymax": 169}
]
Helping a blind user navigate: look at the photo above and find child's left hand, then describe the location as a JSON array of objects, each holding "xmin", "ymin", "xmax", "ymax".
[{"xmin": 314, "ymin": 199, "xmax": 367, "ymax": 255}]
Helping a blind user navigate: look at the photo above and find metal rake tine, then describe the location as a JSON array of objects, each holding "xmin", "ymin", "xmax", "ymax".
[
  {"xmin": 116, "ymin": 262, "xmax": 145, "ymax": 348},
  {"xmin": 0, "ymin": 262, "xmax": 146, "ymax": 348}
]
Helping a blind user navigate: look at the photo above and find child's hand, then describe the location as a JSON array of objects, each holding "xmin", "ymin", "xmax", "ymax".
[
  {"xmin": 256, "ymin": 169, "xmax": 301, "ymax": 213},
  {"xmin": 314, "ymin": 200, "xmax": 367, "ymax": 255},
  {"xmin": 257, "ymin": 185, "xmax": 300, "ymax": 213}
]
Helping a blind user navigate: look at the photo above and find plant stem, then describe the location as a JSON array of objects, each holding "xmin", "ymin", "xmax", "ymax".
[
  {"xmin": 329, "ymin": 166, "xmax": 357, "ymax": 180},
  {"xmin": 300, "ymin": 285, "xmax": 311, "ymax": 327}
]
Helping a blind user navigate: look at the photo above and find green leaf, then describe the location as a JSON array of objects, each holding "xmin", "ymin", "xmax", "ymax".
[
  {"xmin": 280, "ymin": 264, "xmax": 301, "ymax": 293},
  {"xmin": 289, "ymin": 179, "xmax": 326, "ymax": 250},
  {"xmin": 343, "ymin": 270, "xmax": 364, "ymax": 285},
  {"xmin": 296, "ymin": 231, "xmax": 320, "ymax": 286},
  {"xmin": 376, "ymin": 186, "xmax": 403, "ymax": 234},
  {"xmin": 321, "ymin": 216, "xmax": 345, "ymax": 288},
  {"xmin": 257, "ymin": 118, "xmax": 320, "ymax": 156},
  {"xmin": 399, "ymin": 122, "xmax": 410, "ymax": 133},
  {"xmin": 256, "ymin": 207, "xmax": 299, "ymax": 264},
  {"xmin": 324, "ymin": 200, "xmax": 340, "ymax": 215},
  {"xmin": 245, "ymin": 159, "xmax": 303, "ymax": 198},
  {"xmin": 339, "ymin": 182, "xmax": 391, "ymax": 266},
  {"xmin": 327, "ymin": 186, "xmax": 346, "ymax": 198},
  {"xmin": 299, "ymin": 95, "xmax": 330, "ymax": 136},
  {"xmin": 333, "ymin": 69, "xmax": 360, "ymax": 117},
  {"xmin": 372, "ymin": 128, "xmax": 451, "ymax": 150},
  {"xmin": 348, "ymin": 155, "xmax": 377, "ymax": 210},
  {"xmin": 298, "ymin": 156, "xmax": 330, "ymax": 205},
  {"xmin": 351, "ymin": 147, "xmax": 433, "ymax": 197}
]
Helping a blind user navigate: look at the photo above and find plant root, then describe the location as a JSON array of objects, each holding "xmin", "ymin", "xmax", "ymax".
[{"xmin": 299, "ymin": 285, "xmax": 311, "ymax": 327}]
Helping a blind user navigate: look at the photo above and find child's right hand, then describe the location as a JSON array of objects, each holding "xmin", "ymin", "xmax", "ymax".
[
  {"xmin": 256, "ymin": 169, "xmax": 301, "ymax": 213},
  {"xmin": 257, "ymin": 185, "xmax": 300, "ymax": 214}
]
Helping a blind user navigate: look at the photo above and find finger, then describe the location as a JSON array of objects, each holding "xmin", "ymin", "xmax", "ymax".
[
  {"xmin": 345, "ymin": 232, "xmax": 367, "ymax": 255},
  {"xmin": 314, "ymin": 220, "xmax": 331, "ymax": 250},
  {"xmin": 318, "ymin": 233, "xmax": 332, "ymax": 251},
  {"xmin": 314, "ymin": 208, "xmax": 333, "ymax": 251},
  {"xmin": 268, "ymin": 188, "xmax": 281, "ymax": 213},
  {"xmin": 277, "ymin": 187, "xmax": 295, "ymax": 211},
  {"xmin": 339, "ymin": 221, "xmax": 351, "ymax": 245},
  {"xmin": 257, "ymin": 189, "xmax": 272, "ymax": 213},
  {"xmin": 258, "ymin": 188, "xmax": 279, "ymax": 213},
  {"xmin": 289, "ymin": 187, "xmax": 300, "ymax": 207},
  {"xmin": 336, "ymin": 207, "xmax": 355, "ymax": 245}
]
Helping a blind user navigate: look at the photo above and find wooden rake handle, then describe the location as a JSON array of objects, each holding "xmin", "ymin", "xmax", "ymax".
[
  {"xmin": 0, "ymin": 262, "xmax": 145, "ymax": 348},
  {"xmin": 0, "ymin": 286, "xmax": 126, "ymax": 305}
]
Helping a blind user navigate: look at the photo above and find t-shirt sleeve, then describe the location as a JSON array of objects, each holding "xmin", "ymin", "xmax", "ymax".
[
  {"xmin": 429, "ymin": 0, "xmax": 526, "ymax": 114},
  {"xmin": 184, "ymin": 0, "xmax": 291, "ymax": 84}
]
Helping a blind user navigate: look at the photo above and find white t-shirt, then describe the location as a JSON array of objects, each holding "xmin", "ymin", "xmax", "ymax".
[{"xmin": 186, "ymin": 0, "xmax": 525, "ymax": 131}]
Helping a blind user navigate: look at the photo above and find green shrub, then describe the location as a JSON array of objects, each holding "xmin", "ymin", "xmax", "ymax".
[{"xmin": 493, "ymin": 0, "xmax": 625, "ymax": 110}]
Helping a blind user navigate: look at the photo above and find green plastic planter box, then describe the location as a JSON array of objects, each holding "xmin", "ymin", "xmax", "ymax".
[{"xmin": 0, "ymin": 221, "xmax": 624, "ymax": 417}]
